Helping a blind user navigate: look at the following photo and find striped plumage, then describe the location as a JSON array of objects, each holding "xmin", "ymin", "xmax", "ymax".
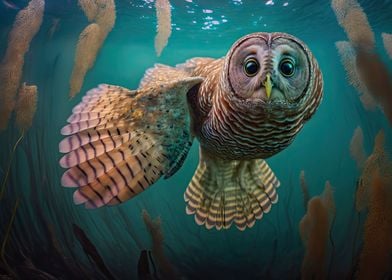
[
  {"xmin": 180, "ymin": 33, "xmax": 323, "ymax": 160},
  {"xmin": 59, "ymin": 32, "xmax": 323, "ymax": 230},
  {"xmin": 59, "ymin": 80, "xmax": 202, "ymax": 208},
  {"xmin": 198, "ymin": 62, "xmax": 323, "ymax": 159},
  {"xmin": 184, "ymin": 149, "xmax": 280, "ymax": 230}
]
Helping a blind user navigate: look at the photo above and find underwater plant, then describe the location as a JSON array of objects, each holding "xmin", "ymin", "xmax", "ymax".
[
  {"xmin": 142, "ymin": 210, "xmax": 179, "ymax": 280},
  {"xmin": 299, "ymin": 170, "xmax": 310, "ymax": 211},
  {"xmin": 354, "ymin": 129, "xmax": 392, "ymax": 279},
  {"xmin": 78, "ymin": 0, "xmax": 99, "ymax": 22},
  {"xmin": 355, "ymin": 130, "xmax": 391, "ymax": 212},
  {"xmin": 72, "ymin": 223, "xmax": 115, "ymax": 279},
  {"xmin": 0, "ymin": 198, "xmax": 19, "ymax": 278},
  {"xmin": 155, "ymin": 0, "xmax": 172, "ymax": 57},
  {"xmin": 138, "ymin": 250, "xmax": 155, "ymax": 280},
  {"xmin": 47, "ymin": 18, "xmax": 60, "ymax": 40},
  {"xmin": 15, "ymin": 83, "xmax": 38, "ymax": 132},
  {"xmin": 356, "ymin": 170, "xmax": 392, "ymax": 280},
  {"xmin": 382, "ymin": 33, "xmax": 392, "ymax": 59},
  {"xmin": 356, "ymin": 50, "xmax": 392, "ymax": 125},
  {"xmin": 0, "ymin": 83, "xmax": 38, "ymax": 199},
  {"xmin": 349, "ymin": 126, "xmax": 366, "ymax": 170},
  {"xmin": 332, "ymin": 0, "xmax": 392, "ymax": 124},
  {"xmin": 299, "ymin": 182, "xmax": 335, "ymax": 280},
  {"xmin": 332, "ymin": 0, "xmax": 374, "ymax": 51},
  {"xmin": 69, "ymin": 0, "xmax": 116, "ymax": 98},
  {"xmin": 69, "ymin": 23, "xmax": 102, "ymax": 99},
  {"xmin": 335, "ymin": 41, "xmax": 376, "ymax": 110},
  {"xmin": 0, "ymin": 0, "xmax": 44, "ymax": 131},
  {"xmin": 94, "ymin": 0, "xmax": 116, "ymax": 34}
]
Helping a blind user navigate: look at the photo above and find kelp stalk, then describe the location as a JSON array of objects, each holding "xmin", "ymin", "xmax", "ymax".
[
  {"xmin": 299, "ymin": 182, "xmax": 335, "ymax": 280},
  {"xmin": 154, "ymin": 0, "xmax": 172, "ymax": 57},
  {"xmin": 69, "ymin": 0, "xmax": 116, "ymax": 98},
  {"xmin": 0, "ymin": 83, "xmax": 38, "ymax": 199},
  {"xmin": 0, "ymin": 0, "xmax": 44, "ymax": 130},
  {"xmin": 382, "ymin": 33, "xmax": 392, "ymax": 59},
  {"xmin": 349, "ymin": 126, "xmax": 367, "ymax": 170},
  {"xmin": 0, "ymin": 198, "xmax": 20, "ymax": 278},
  {"xmin": 142, "ymin": 210, "xmax": 178, "ymax": 280}
]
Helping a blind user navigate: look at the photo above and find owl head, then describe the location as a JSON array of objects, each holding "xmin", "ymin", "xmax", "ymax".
[{"xmin": 221, "ymin": 32, "xmax": 323, "ymax": 120}]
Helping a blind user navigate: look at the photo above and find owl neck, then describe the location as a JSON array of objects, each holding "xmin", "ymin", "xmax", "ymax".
[{"xmin": 199, "ymin": 77, "xmax": 306, "ymax": 160}]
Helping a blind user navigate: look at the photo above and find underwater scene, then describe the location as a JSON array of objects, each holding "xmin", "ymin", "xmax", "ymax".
[{"xmin": 0, "ymin": 0, "xmax": 392, "ymax": 279}]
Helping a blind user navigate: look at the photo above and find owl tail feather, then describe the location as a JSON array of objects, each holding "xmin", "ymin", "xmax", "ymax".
[{"xmin": 184, "ymin": 148, "xmax": 280, "ymax": 231}]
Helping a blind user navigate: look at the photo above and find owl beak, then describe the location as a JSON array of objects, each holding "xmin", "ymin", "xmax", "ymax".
[{"xmin": 263, "ymin": 74, "xmax": 273, "ymax": 100}]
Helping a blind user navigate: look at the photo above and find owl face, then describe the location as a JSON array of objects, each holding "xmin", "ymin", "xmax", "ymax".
[{"xmin": 224, "ymin": 33, "xmax": 312, "ymax": 109}]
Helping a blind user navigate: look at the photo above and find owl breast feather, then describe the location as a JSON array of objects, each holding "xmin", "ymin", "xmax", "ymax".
[{"xmin": 184, "ymin": 60, "xmax": 310, "ymax": 161}]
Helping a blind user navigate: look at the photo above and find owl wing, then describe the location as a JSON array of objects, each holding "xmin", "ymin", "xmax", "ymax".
[
  {"xmin": 175, "ymin": 57, "xmax": 217, "ymax": 74},
  {"xmin": 59, "ymin": 76, "xmax": 203, "ymax": 208},
  {"xmin": 139, "ymin": 63, "xmax": 192, "ymax": 88},
  {"xmin": 139, "ymin": 58, "xmax": 218, "ymax": 89}
]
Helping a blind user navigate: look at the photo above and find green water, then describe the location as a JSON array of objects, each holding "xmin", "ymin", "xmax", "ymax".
[{"xmin": 0, "ymin": 0, "xmax": 392, "ymax": 279}]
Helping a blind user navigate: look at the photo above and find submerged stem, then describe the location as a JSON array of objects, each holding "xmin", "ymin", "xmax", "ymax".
[
  {"xmin": 327, "ymin": 214, "xmax": 336, "ymax": 280},
  {"xmin": 0, "ymin": 197, "xmax": 20, "ymax": 278},
  {"xmin": 0, "ymin": 131, "xmax": 24, "ymax": 200}
]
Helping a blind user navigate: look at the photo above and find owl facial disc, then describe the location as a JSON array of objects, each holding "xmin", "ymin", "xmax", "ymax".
[{"xmin": 223, "ymin": 32, "xmax": 312, "ymax": 109}]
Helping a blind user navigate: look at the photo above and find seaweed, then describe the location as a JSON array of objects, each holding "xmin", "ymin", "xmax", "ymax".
[
  {"xmin": 382, "ymin": 33, "xmax": 392, "ymax": 59},
  {"xmin": 356, "ymin": 171, "xmax": 392, "ymax": 279},
  {"xmin": 324, "ymin": 182, "xmax": 336, "ymax": 280},
  {"xmin": 138, "ymin": 250, "xmax": 151, "ymax": 280},
  {"xmin": 335, "ymin": 41, "xmax": 376, "ymax": 110},
  {"xmin": 0, "ymin": 83, "xmax": 38, "ymax": 199},
  {"xmin": 138, "ymin": 249, "xmax": 160, "ymax": 280},
  {"xmin": 0, "ymin": 0, "xmax": 44, "ymax": 130},
  {"xmin": 332, "ymin": 0, "xmax": 392, "ymax": 124},
  {"xmin": 69, "ymin": 0, "xmax": 116, "ymax": 97},
  {"xmin": 356, "ymin": 49, "xmax": 392, "ymax": 124},
  {"xmin": 47, "ymin": 18, "xmax": 60, "ymax": 40},
  {"xmin": 299, "ymin": 170, "xmax": 310, "ymax": 212},
  {"xmin": 142, "ymin": 210, "xmax": 179, "ymax": 280},
  {"xmin": 78, "ymin": 0, "xmax": 99, "ymax": 22},
  {"xmin": 154, "ymin": 0, "xmax": 172, "ymax": 57},
  {"xmin": 350, "ymin": 126, "xmax": 367, "ymax": 170},
  {"xmin": 0, "ymin": 197, "xmax": 19, "ymax": 278},
  {"xmin": 354, "ymin": 131, "xmax": 392, "ymax": 279},
  {"xmin": 72, "ymin": 223, "xmax": 115, "ymax": 280},
  {"xmin": 350, "ymin": 180, "xmax": 362, "ymax": 275},
  {"xmin": 299, "ymin": 182, "xmax": 335, "ymax": 280},
  {"xmin": 0, "ymin": 133, "xmax": 24, "ymax": 200}
]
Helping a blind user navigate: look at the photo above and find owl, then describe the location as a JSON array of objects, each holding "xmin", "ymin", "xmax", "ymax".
[{"xmin": 59, "ymin": 32, "xmax": 323, "ymax": 231}]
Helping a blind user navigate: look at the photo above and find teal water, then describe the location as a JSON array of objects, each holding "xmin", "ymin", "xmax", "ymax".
[{"xmin": 0, "ymin": 0, "xmax": 392, "ymax": 279}]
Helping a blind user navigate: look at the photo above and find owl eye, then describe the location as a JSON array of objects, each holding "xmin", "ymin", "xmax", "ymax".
[
  {"xmin": 279, "ymin": 59, "xmax": 295, "ymax": 77},
  {"xmin": 243, "ymin": 58, "xmax": 259, "ymax": 77}
]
